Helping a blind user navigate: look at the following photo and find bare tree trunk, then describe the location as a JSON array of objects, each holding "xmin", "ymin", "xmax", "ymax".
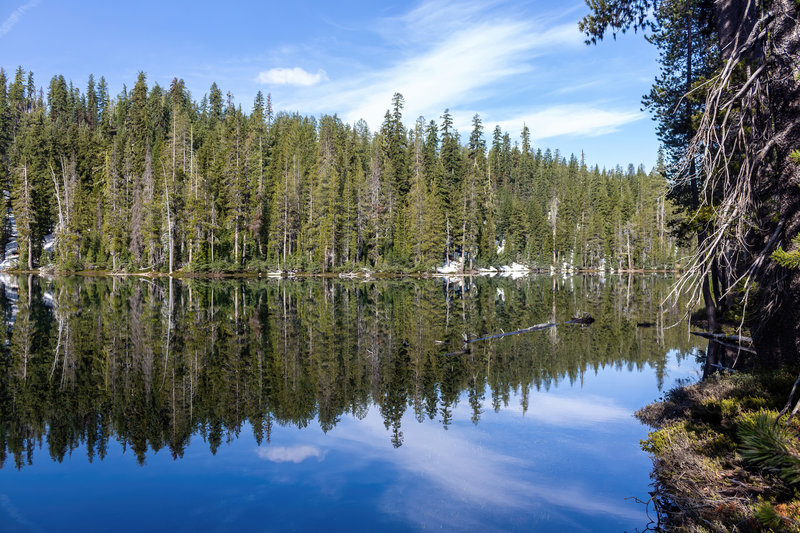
[
  {"xmin": 24, "ymin": 165, "xmax": 32, "ymax": 270},
  {"xmin": 446, "ymin": 215, "xmax": 451, "ymax": 265},
  {"xmin": 626, "ymin": 232, "xmax": 632, "ymax": 271},
  {"xmin": 549, "ymin": 196, "xmax": 559, "ymax": 266},
  {"xmin": 163, "ymin": 164, "xmax": 173, "ymax": 273},
  {"xmin": 50, "ymin": 164, "xmax": 65, "ymax": 263}
]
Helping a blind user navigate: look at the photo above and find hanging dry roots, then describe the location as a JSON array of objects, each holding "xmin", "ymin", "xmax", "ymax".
[{"xmin": 670, "ymin": 0, "xmax": 800, "ymax": 343}]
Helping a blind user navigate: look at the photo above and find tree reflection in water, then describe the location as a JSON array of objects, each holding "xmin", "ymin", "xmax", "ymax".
[{"xmin": 0, "ymin": 274, "xmax": 699, "ymax": 468}]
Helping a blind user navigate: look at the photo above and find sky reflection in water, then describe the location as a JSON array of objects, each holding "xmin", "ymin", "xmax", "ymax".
[{"xmin": 0, "ymin": 275, "xmax": 702, "ymax": 532}]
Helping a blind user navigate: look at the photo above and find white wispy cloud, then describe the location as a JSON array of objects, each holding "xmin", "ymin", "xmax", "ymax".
[
  {"xmin": 255, "ymin": 444, "xmax": 326, "ymax": 463},
  {"xmin": 0, "ymin": 0, "xmax": 39, "ymax": 39},
  {"xmin": 256, "ymin": 67, "xmax": 327, "ymax": 87},
  {"xmin": 279, "ymin": 0, "xmax": 582, "ymax": 129},
  {"xmin": 240, "ymin": 0, "xmax": 651, "ymax": 155},
  {"xmin": 494, "ymin": 105, "xmax": 644, "ymax": 141}
]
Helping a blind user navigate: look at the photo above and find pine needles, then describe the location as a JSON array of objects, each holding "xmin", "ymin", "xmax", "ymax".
[{"xmin": 738, "ymin": 411, "xmax": 800, "ymax": 485}]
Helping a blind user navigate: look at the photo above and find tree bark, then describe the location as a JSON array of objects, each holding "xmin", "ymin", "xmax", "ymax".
[{"xmin": 714, "ymin": 0, "xmax": 800, "ymax": 363}]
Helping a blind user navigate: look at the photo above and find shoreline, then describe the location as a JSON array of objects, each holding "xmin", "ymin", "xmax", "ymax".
[
  {"xmin": 0, "ymin": 267, "xmax": 683, "ymax": 279},
  {"xmin": 636, "ymin": 366, "xmax": 800, "ymax": 531}
]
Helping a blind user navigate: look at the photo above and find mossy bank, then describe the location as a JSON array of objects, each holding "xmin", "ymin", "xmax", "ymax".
[{"xmin": 637, "ymin": 368, "xmax": 800, "ymax": 531}]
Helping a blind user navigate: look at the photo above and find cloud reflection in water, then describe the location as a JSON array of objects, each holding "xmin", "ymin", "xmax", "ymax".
[
  {"xmin": 256, "ymin": 445, "xmax": 326, "ymax": 464},
  {"xmin": 325, "ymin": 405, "xmax": 642, "ymax": 530}
]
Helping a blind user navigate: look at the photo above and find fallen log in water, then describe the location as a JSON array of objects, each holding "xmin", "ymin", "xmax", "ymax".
[
  {"xmin": 443, "ymin": 322, "xmax": 558, "ymax": 356},
  {"xmin": 690, "ymin": 331, "xmax": 753, "ymax": 344},
  {"xmin": 442, "ymin": 316, "xmax": 598, "ymax": 356},
  {"xmin": 466, "ymin": 322, "xmax": 557, "ymax": 343},
  {"xmin": 566, "ymin": 315, "xmax": 595, "ymax": 325},
  {"xmin": 709, "ymin": 339, "xmax": 757, "ymax": 355},
  {"xmin": 690, "ymin": 332, "xmax": 757, "ymax": 354}
]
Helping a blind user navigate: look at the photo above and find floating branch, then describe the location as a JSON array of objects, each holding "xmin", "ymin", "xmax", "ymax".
[
  {"xmin": 442, "ymin": 315, "xmax": 597, "ymax": 356},
  {"xmin": 690, "ymin": 331, "xmax": 753, "ymax": 345},
  {"xmin": 466, "ymin": 322, "xmax": 557, "ymax": 344},
  {"xmin": 443, "ymin": 321, "xmax": 565, "ymax": 356},
  {"xmin": 691, "ymin": 332, "xmax": 757, "ymax": 355}
]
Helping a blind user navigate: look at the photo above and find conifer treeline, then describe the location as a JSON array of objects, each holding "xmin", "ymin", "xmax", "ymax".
[{"xmin": 0, "ymin": 67, "xmax": 683, "ymax": 272}]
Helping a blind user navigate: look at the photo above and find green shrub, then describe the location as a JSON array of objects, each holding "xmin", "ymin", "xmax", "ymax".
[{"xmin": 738, "ymin": 410, "xmax": 800, "ymax": 485}]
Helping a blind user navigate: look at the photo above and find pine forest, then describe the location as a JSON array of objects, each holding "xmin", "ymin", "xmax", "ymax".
[{"xmin": 0, "ymin": 67, "xmax": 685, "ymax": 274}]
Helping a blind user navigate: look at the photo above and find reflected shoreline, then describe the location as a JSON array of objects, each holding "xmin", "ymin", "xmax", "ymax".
[{"xmin": 1, "ymin": 268, "xmax": 683, "ymax": 279}]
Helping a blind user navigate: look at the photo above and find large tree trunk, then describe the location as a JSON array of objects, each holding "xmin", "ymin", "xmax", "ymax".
[
  {"xmin": 714, "ymin": 0, "xmax": 758, "ymax": 60},
  {"xmin": 720, "ymin": 0, "xmax": 800, "ymax": 364},
  {"xmin": 752, "ymin": 3, "xmax": 800, "ymax": 364}
]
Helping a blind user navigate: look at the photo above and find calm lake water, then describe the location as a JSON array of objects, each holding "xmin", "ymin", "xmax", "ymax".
[{"xmin": 0, "ymin": 274, "xmax": 703, "ymax": 532}]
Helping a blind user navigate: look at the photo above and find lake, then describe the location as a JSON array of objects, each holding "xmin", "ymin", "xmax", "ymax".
[{"xmin": 0, "ymin": 274, "xmax": 703, "ymax": 532}]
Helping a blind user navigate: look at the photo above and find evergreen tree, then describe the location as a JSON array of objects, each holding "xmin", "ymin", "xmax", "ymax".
[{"xmin": 0, "ymin": 67, "xmax": 687, "ymax": 273}]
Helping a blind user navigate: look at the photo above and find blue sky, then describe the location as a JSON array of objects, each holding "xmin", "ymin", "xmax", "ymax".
[{"xmin": 0, "ymin": 0, "xmax": 660, "ymax": 169}]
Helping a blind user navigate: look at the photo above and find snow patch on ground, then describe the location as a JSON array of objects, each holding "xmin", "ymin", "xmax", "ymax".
[
  {"xmin": 2, "ymin": 234, "xmax": 18, "ymax": 270},
  {"xmin": 0, "ymin": 232, "xmax": 55, "ymax": 270},
  {"xmin": 0, "ymin": 254, "xmax": 17, "ymax": 271},
  {"xmin": 43, "ymin": 233, "xmax": 55, "ymax": 253},
  {"xmin": 436, "ymin": 258, "xmax": 464, "ymax": 274},
  {"xmin": 498, "ymin": 262, "xmax": 529, "ymax": 272}
]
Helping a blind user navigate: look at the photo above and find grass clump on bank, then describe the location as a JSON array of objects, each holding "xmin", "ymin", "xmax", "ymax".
[{"xmin": 637, "ymin": 368, "xmax": 800, "ymax": 531}]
